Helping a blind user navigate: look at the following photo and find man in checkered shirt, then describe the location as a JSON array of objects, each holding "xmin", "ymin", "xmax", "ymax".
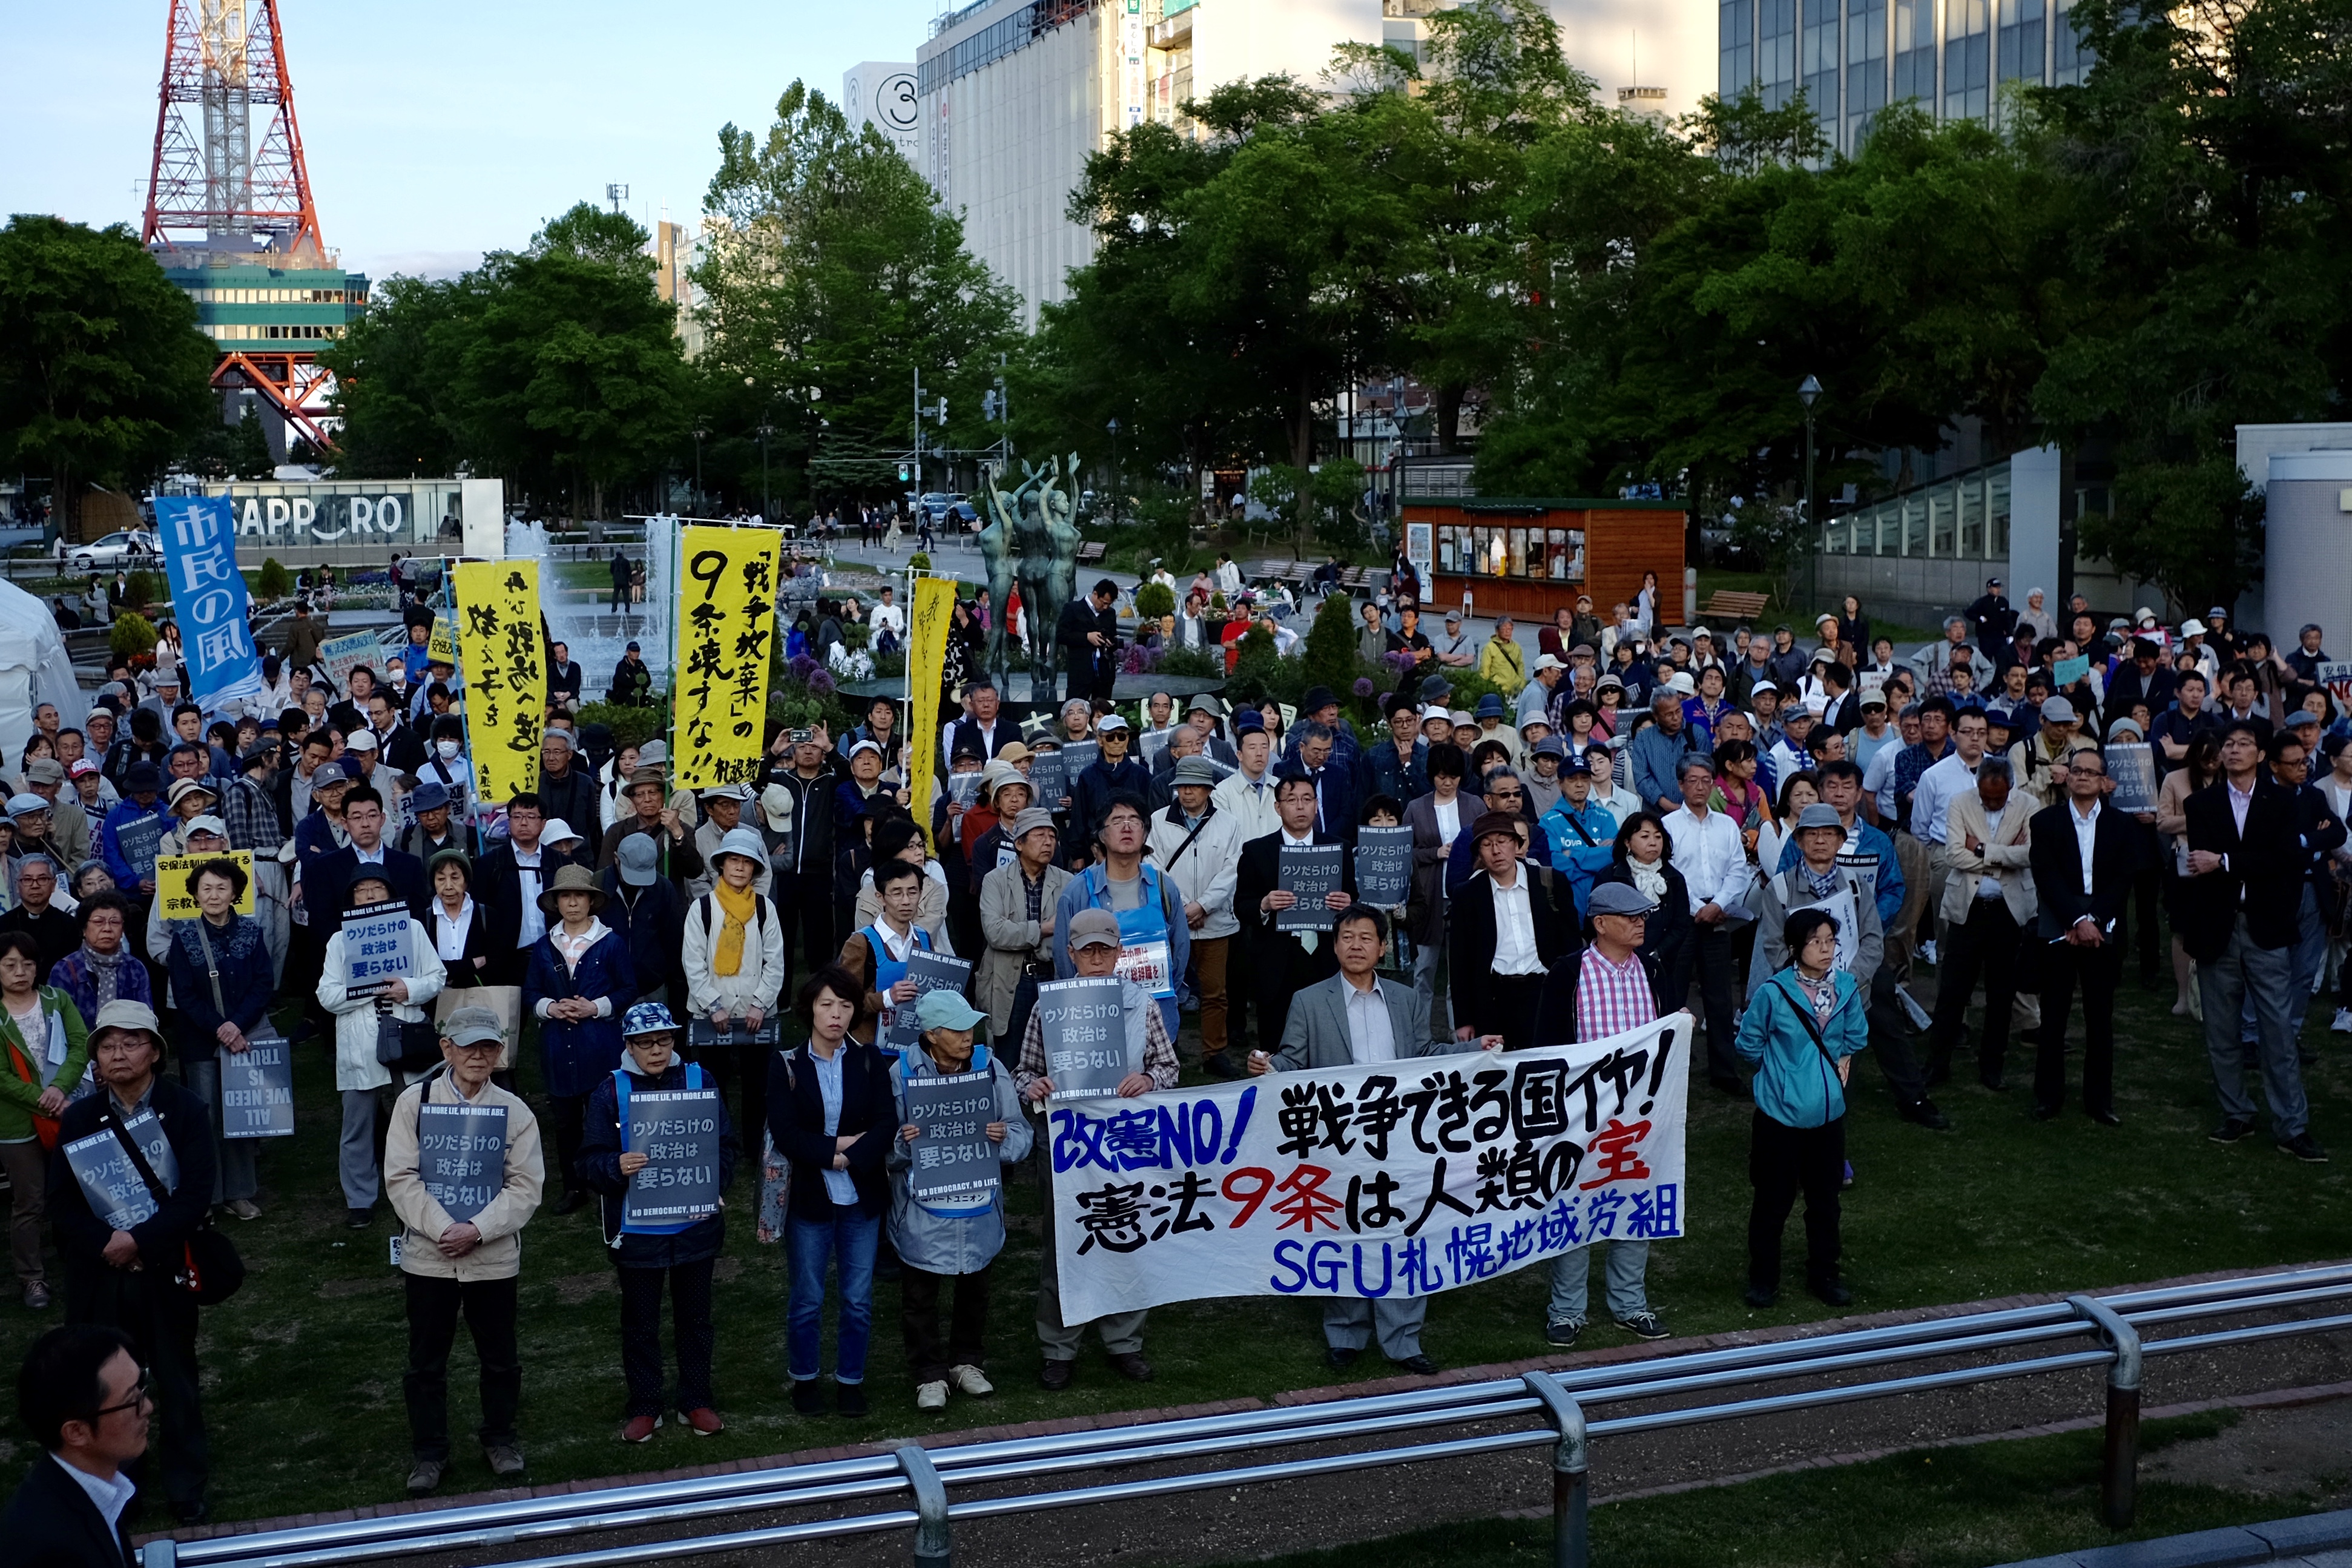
[
  {"xmin": 1541, "ymin": 881, "xmax": 1670, "ymax": 1349},
  {"xmin": 214, "ymin": 743, "xmax": 289, "ymax": 983}
]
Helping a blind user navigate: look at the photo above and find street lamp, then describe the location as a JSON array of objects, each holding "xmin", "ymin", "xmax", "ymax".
[
  {"xmin": 1797, "ymin": 374, "xmax": 1822, "ymax": 616},
  {"xmin": 691, "ymin": 423, "xmax": 708, "ymax": 512},
  {"xmin": 757, "ymin": 421, "xmax": 774, "ymax": 522},
  {"xmin": 1106, "ymin": 418, "xmax": 1122, "ymax": 527}
]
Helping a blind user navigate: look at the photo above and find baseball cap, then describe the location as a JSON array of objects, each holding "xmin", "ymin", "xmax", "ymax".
[
  {"xmin": 1067, "ymin": 908, "xmax": 1122, "ymax": 950},
  {"xmin": 914, "ymin": 989, "xmax": 987, "ymax": 1032},
  {"xmin": 1796, "ymin": 802, "xmax": 1843, "ymax": 832},
  {"xmin": 183, "ymin": 814, "xmax": 228, "ymax": 839},
  {"xmin": 1096, "ymin": 713, "xmax": 1130, "ymax": 733},
  {"xmin": 622, "ymin": 1001, "xmax": 677, "ymax": 1038},
  {"xmin": 68, "ymin": 759, "xmax": 97, "ymax": 779},
  {"xmin": 23, "ymin": 759, "xmax": 63, "ymax": 786},
  {"xmin": 2040, "ymin": 696, "xmax": 2078, "ymax": 724},
  {"xmin": 615, "ymin": 833, "xmax": 659, "ymax": 886}
]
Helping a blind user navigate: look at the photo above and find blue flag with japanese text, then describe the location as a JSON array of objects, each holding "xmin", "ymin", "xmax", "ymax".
[{"xmin": 154, "ymin": 495, "xmax": 263, "ymax": 711}]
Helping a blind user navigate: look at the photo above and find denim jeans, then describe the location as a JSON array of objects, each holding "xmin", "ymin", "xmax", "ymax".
[
  {"xmin": 786, "ymin": 1208, "xmax": 880, "ymax": 1385},
  {"xmin": 1547, "ymin": 1240, "xmax": 1651, "ymax": 1326}
]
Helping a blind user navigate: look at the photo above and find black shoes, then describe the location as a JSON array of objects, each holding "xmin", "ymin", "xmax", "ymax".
[
  {"xmin": 2209, "ymin": 1118, "xmax": 2257, "ymax": 1145},
  {"xmin": 1810, "ymin": 1277, "xmax": 1854, "ymax": 1308},
  {"xmin": 791, "ymin": 1379, "xmax": 829, "ymax": 1415},
  {"xmin": 1108, "ymin": 1353, "xmax": 1155, "ymax": 1383},
  {"xmin": 836, "ymin": 1382, "xmax": 869, "ymax": 1418},
  {"xmin": 2031, "ymin": 1102, "xmax": 2061, "ymax": 1122},
  {"xmin": 2089, "ymin": 1108, "xmax": 2123, "ymax": 1127},
  {"xmin": 1324, "ymin": 1345, "xmax": 1359, "ymax": 1369},
  {"xmin": 2278, "ymin": 1132, "xmax": 2330, "ymax": 1164},
  {"xmin": 1709, "ymin": 1075, "xmax": 1750, "ymax": 1101},
  {"xmin": 1743, "ymin": 1283, "xmax": 1779, "ymax": 1308},
  {"xmin": 1389, "ymin": 1354, "xmax": 1438, "ymax": 1375},
  {"xmin": 345, "ymin": 1207, "xmax": 372, "ymax": 1230},
  {"xmin": 1039, "ymin": 1359, "xmax": 1075, "ymax": 1390},
  {"xmin": 1900, "ymin": 1098, "xmax": 1951, "ymax": 1130},
  {"xmin": 555, "ymin": 1190, "xmax": 590, "ymax": 1216},
  {"xmin": 1544, "ymin": 1319, "xmax": 1583, "ymax": 1347}
]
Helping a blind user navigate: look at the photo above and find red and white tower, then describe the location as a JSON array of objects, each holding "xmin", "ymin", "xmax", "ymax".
[{"xmin": 142, "ymin": 0, "xmax": 325, "ymax": 262}]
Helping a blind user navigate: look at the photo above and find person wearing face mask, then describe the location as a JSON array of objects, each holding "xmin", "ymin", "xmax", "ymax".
[{"xmin": 418, "ymin": 717, "xmax": 473, "ymax": 818}]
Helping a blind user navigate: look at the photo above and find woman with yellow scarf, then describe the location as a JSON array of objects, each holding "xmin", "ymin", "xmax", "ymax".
[{"xmin": 681, "ymin": 827, "xmax": 788, "ymax": 1140}]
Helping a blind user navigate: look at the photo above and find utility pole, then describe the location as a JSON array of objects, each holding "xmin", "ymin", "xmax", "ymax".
[
  {"xmin": 757, "ymin": 420, "xmax": 774, "ymax": 522},
  {"xmin": 1107, "ymin": 418, "xmax": 1122, "ymax": 527},
  {"xmin": 912, "ymin": 369, "xmax": 924, "ymax": 501},
  {"xmin": 1798, "ymin": 374, "xmax": 1822, "ymax": 616},
  {"xmin": 691, "ymin": 423, "xmax": 707, "ymax": 511}
]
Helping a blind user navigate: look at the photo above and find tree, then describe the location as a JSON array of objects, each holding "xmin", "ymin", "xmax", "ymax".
[
  {"xmin": 229, "ymin": 404, "xmax": 275, "ymax": 479},
  {"xmin": 320, "ymin": 274, "xmax": 466, "ymax": 478},
  {"xmin": 0, "ymin": 216, "xmax": 212, "ymax": 530},
  {"xmin": 695, "ymin": 81, "xmax": 1018, "ymax": 513}
]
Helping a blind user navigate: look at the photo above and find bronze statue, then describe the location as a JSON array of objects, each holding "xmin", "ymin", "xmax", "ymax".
[{"xmin": 980, "ymin": 453, "xmax": 1082, "ymax": 703}]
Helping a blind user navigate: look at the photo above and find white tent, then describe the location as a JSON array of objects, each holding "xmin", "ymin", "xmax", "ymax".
[{"xmin": 0, "ymin": 578, "xmax": 87, "ymax": 763}]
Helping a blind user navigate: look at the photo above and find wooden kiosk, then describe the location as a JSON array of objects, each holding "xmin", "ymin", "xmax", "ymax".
[{"xmin": 1402, "ymin": 496, "xmax": 1687, "ymax": 621}]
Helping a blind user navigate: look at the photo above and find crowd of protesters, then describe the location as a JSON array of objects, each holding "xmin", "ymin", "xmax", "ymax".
[{"xmin": 7, "ymin": 558, "xmax": 2347, "ymax": 1552}]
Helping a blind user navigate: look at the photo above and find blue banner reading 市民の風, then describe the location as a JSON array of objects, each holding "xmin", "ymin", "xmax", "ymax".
[{"xmin": 154, "ymin": 495, "xmax": 264, "ymax": 711}]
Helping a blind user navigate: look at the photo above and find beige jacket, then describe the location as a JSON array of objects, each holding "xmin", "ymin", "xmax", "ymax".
[
  {"xmin": 2006, "ymin": 733, "xmax": 2097, "ymax": 812},
  {"xmin": 976, "ymin": 860, "xmax": 1074, "ymax": 1037},
  {"xmin": 1937, "ymin": 787, "xmax": 2037, "ymax": 927},
  {"xmin": 385, "ymin": 1073, "xmax": 545, "ymax": 1281}
]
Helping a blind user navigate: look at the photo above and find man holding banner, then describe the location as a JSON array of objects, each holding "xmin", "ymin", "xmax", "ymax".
[
  {"xmin": 1253, "ymin": 904, "xmax": 1443, "ymax": 1372},
  {"xmin": 1016, "ymin": 908, "xmax": 1178, "ymax": 1389}
]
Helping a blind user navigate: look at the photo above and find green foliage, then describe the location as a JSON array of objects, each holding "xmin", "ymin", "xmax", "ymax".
[
  {"xmin": 907, "ymin": 552, "xmax": 933, "ymax": 572},
  {"xmin": 124, "ymin": 569, "xmax": 165, "ymax": 607},
  {"xmin": 255, "ymin": 558, "xmax": 291, "ymax": 600},
  {"xmin": 109, "ymin": 611, "xmax": 157, "ymax": 664},
  {"xmin": 575, "ymin": 700, "xmax": 666, "ymax": 751},
  {"xmin": 1154, "ymin": 645, "xmax": 1224, "ymax": 679},
  {"xmin": 229, "ymin": 404, "xmax": 275, "ymax": 480},
  {"xmin": 1132, "ymin": 582, "xmax": 1176, "ymax": 621},
  {"xmin": 694, "ymin": 81, "xmax": 1019, "ymax": 512},
  {"xmin": 842, "ymin": 621, "xmax": 871, "ymax": 650},
  {"xmin": 324, "ymin": 205, "xmax": 690, "ymax": 516},
  {"xmin": 0, "ymin": 216, "xmax": 214, "ymax": 528},
  {"xmin": 1300, "ymin": 590, "xmax": 1362, "ymax": 698},
  {"xmin": 1227, "ymin": 623, "xmax": 1288, "ymax": 697}
]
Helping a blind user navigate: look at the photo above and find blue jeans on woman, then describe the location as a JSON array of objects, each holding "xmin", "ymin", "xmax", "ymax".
[{"xmin": 787, "ymin": 1209, "xmax": 881, "ymax": 1385}]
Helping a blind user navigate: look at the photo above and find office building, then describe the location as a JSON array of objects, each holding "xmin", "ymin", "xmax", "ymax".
[{"xmin": 843, "ymin": 60, "xmax": 923, "ymax": 162}]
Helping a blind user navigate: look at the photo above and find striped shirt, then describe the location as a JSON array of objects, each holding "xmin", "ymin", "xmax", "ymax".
[{"xmin": 1576, "ymin": 947, "xmax": 1656, "ymax": 1041}]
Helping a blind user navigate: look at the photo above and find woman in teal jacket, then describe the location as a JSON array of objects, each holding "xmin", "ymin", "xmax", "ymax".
[{"xmin": 1736, "ymin": 907, "xmax": 1868, "ymax": 1311}]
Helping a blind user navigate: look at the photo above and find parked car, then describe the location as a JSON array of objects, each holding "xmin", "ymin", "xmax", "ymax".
[{"xmin": 62, "ymin": 529, "xmax": 160, "ymax": 570}]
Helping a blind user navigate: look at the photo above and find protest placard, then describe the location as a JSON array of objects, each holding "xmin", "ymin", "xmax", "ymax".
[
  {"xmin": 1027, "ymin": 748, "xmax": 1067, "ymax": 808},
  {"xmin": 2319, "ymin": 662, "xmax": 2352, "ymax": 718},
  {"xmin": 904, "ymin": 576, "xmax": 957, "ymax": 852},
  {"xmin": 1139, "ymin": 728, "xmax": 1171, "ymax": 769},
  {"xmin": 2054, "ymin": 653, "xmax": 2091, "ymax": 688},
  {"xmin": 154, "ymin": 850, "xmax": 256, "ymax": 920},
  {"xmin": 947, "ymin": 771, "xmax": 984, "ymax": 810},
  {"xmin": 1354, "ymin": 825, "xmax": 1413, "ymax": 908},
  {"xmin": 341, "ymin": 898, "xmax": 413, "ymax": 997},
  {"xmin": 154, "ymin": 496, "xmax": 264, "ymax": 710},
  {"xmin": 686, "ymin": 1016, "xmax": 781, "ymax": 1049},
  {"xmin": 426, "ymin": 616, "xmax": 458, "ymax": 668},
  {"xmin": 220, "ymin": 1028, "xmax": 295, "ymax": 1139},
  {"xmin": 672, "ymin": 525, "xmax": 784, "ymax": 791},
  {"xmin": 416, "ymin": 1100, "xmax": 507, "ymax": 1222},
  {"xmin": 1061, "ymin": 739, "xmax": 1099, "ymax": 783},
  {"xmin": 622, "ymin": 1086, "xmax": 726, "ymax": 1228},
  {"xmin": 318, "ymin": 629, "xmax": 382, "ymax": 698},
  {"xmin": 1049, "ymin": 1012, "xmax": 1693, "ymax": 1322},
  {"xmin": 1276, "ymin": 842, "xmax": 1344, "ymax": 931},
  {"xmin": 904, "ymin": 1069, "xmax": 1002, "ymax": 1205},
  {"xmin": 1035, "ymin": 977, "xmax": 1130, "ymax": 1099},
  {"xmin": 2106, "ymin": 743, "xmax": 2159, "ymax": 815},
  {"xmin": 114, "ymin": 817, "xmax": 165, "ymax": 882},
  {"xmin": 881, "ymin": 950, "xmax": 975, "ymax": 1052},
  {"xmin": 63, "ymin": 1110, "xmax": 179, "ymax": 1231},
  {"xmin": 452, "ymin": 561, "xmax": 546, "ymax": 806}
]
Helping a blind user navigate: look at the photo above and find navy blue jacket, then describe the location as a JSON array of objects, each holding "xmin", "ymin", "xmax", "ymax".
[
  {"xmin": 524, "ymin": 927, "xmax": 638, "ymax": 1098},
  {"xmin": 579, "ymin": 1061, "xmax": 738, "ymax": 1265},
  {"xmin": 599, "ymin": 871, "xmax": 682, "ymax": 1001},
  {"xmin": 163, "ymin": 914, "xmax": 274, "ymax": 1065},
  {"xmin": 1069, "ymin": 757, "xmax": 1152, "ymax": 860},
  {"xmin": 50, "ymin": 1075, "xmax": 216, "ymax": 1278},
  {"xmin": 308, "ymin": 843, "xmax": 430, "ymax": 923}
]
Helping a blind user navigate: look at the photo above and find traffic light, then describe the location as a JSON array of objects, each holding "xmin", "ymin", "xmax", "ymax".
[
  {"xmin": 933, "ymin": 398, "xmax": 948, "ymax": 424},
  {"xmin": 981, "ymin": 389, "xmax": 1000, "ymax": 421},
  {"xmin": 897, "ymin": 464, "xmax": 910, "ymax": 482}
]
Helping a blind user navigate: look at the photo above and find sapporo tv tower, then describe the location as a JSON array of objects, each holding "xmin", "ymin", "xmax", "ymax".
[{"xmin": 142, "ymin": 0, "xmax": 366, "ymax": 460}]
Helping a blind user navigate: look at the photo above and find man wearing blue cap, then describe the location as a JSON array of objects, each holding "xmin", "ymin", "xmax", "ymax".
[
  {"xmin": 1539, "ymin": 751, "xmax": 1619, "ymax": 917},
  {"xmin": 400, "ymin": 780, "xmax": 477, "ymax": 863}
]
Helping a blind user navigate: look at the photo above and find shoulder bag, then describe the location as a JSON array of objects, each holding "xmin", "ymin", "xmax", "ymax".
[
  {"xmin": 101, "ymin": 1100, "xmax": 244, "ymax": 1305},
  {"xmin": 1775, "ymin": 976, "xmax": 1853, "ymax": 1089},
  {"xmin": 2, "ymin": 1015, "xmax": 59, "ymax": 1149}
]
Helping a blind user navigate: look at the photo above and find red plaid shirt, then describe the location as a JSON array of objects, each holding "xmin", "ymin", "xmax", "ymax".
[{"xmin": 1576, "ymin": 946, "xmax": 1657, "ymax": 1041}]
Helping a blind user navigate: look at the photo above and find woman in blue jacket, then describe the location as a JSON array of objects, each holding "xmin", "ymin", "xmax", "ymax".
[
  {"xmin": 525, "ymin": 863, "xmax": 637, "ymax": 1216},
  {"xmin": 578, "ymin": 1001, "xmax": 738, "ymax": 1442},
  {"xmin": 164, "ymin": 855, "xmax": 275, "ymax": 1216},
  {"xmin": 1736, "ymin": 906, "xmax": 1868, "ymax": 1311}
]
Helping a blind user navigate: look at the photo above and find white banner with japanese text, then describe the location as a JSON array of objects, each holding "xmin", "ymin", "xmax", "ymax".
[{"xmin": 1048, "ymin": 1014, "xmax": 1692, "ymax": 1322}]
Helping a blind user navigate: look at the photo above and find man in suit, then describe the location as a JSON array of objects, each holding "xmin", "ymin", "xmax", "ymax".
[
  {"xmin": 1056, "ymin": 579, "xmax": 1121, "ymax": 705},
  {"xmin": 2028, "ymin": 747, "xmax": 2141, "ymax": 1124},
  {"xmin": 945, "ymin": 676, "xmax": 1018, "ymax": 764},
  {"xmin": 2184, "ymin": 723, "xmax": 2332, "ymax": 1160},
  {"xmin": 1929, "ymin": 757, "xmax": 2037, "ymax": 1091},
  {"xmin": 1232, "ymin": 768, "xmax": 1357, "ymax": 1053},
  {"xmin": 304, "ymin": 786, "xmax": 429, "ymax": 922},
  {"xmin": 1449, "ymin": 809, "xmax": 1579, "ymax": 1052},
  {"xmin": 5, "ymin": 1325, "xmax": 146, "ymax": 1565},
  {"xmin": 474, "ymin": 793, "xmax": 554, "ymax": 986},
  {"xmin": 1252, "ymin": 904, "xmax": 1440, "ymax": 1375}
]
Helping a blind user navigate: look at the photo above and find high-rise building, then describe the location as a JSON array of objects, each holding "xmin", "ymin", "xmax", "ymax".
[
  {"xmin": 918, "ymin": 0, "xmax": 1713, "ymax": 326},
  {"xmin": 843, "ymin": 60, "xmax": 923, "ymax": 162},
  {"xmin": 1717, "ymin": 0, "xmax": 2092, "ymax": 154}
]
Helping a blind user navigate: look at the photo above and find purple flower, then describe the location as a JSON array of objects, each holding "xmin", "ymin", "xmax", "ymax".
[
  {"xmin": 788, "ymin": 653, "xmax": 819, "ymax": 682},
  {"xmin": 808, "ymin": 668, "xmax": 836, "ymax": 696},
  {"xmin": 1352, "ymin": 676, "xmax": 1375, "ymax": 697},
  {"xmin": 1382, "ymin": 650, "xmax": 1414, "ymax": 674}
]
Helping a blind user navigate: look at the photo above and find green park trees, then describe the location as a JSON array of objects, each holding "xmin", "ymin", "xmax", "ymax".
[{"xmin": 0, "ymin": 216, "xmax": 214, "ymax": 529}]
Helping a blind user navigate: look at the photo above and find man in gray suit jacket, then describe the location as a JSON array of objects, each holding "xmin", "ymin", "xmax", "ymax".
[{"xmin": 1252, "ymin": 904, "xmax": 1448, "ymax": 1375}]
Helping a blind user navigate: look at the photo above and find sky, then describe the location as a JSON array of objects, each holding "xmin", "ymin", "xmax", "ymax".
[{"xmin": 0, "ymin": 0, "xmax": 943, "ymax": 280}]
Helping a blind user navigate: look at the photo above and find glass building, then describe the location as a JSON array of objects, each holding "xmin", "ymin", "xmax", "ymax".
[{"xmin": 1722, "ymin": 0, "xmax": 2091, "ymax": 152}]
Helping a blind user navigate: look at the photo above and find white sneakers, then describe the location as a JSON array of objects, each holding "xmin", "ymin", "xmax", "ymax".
[
  {"xmin": 915, "ymin": 1380, "xmax": 948, "ymax": 1411},
  {"xmin": 949, "ymin": 1364, "xmax": 994, "ymax": 1397},
  {"xmin": 2332, "ymin": 1007, "xmax": 2352, "ymax": 1035}
]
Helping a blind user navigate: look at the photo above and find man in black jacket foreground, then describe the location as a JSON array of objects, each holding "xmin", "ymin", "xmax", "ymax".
[{"xmin": 5, "ymin": 1324, "xmax": 148, "ymax": 1566}]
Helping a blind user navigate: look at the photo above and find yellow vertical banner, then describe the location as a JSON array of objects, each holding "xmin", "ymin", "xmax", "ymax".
[
  {"xmin": 452, "ymin": 561, "xmax": 546, "ymax": 807},
  {"xmin": 904, "ymin": 576, "xmax": 958, "ymax": 849},
  {"xmin": 672, "ymin": 525, "xmax": 784, "ymax": 790}
]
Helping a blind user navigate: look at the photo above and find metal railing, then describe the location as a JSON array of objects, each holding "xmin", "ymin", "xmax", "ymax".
[{"xmin": 137, "ymin": 1263, "xmax": 2352, "ymax": 1568}]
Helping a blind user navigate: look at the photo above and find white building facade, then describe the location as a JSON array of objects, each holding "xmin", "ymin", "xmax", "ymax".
[
  {"xmin": 917, "ymin": 0, "xmax": 1714, "ymax": 326},
  {"xmin": 842, "ymin": 60, "xmax": 923, "ymax": 162}
]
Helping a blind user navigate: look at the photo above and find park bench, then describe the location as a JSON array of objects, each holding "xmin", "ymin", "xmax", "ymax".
[
  {"xmin": 1702, "ymin": 589, "xmax": 1771, "ymax": 624},
  {"xmin": 1076, "ymin": 541, "xmax": 1108, "ymax": 565}
]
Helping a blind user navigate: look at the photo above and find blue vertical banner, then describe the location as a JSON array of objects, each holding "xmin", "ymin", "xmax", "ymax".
[{"xmin": 154, "ymin": 496, "xmax": 263, "ymax": 711}]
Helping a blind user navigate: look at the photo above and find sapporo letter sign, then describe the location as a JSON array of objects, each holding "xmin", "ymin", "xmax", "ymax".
[
  {"xmin": 623, "ymin": 1087, "xmax": 726, "ymax": 1228},
  {"xmin": 672, "ymin": 525, "xmax": 783, "ymax": 791},
  {"xmin": 1047, "ymin": 1013, "xmax": 1693, "ymax": 1322},
  {"xmin": 904, "ymin": 1069, "xmax": 1001, "ymax": 1205},
  {"xmin": 417, "ymin": 1101, "xmax": 507, "ymax": 1223},
  {"xmin": 220, "ymin": 1027, "xmax": 295, "ymax": 1139},
  {"xmin": 1036, "ymin": 976, "xmax": 1130, "ymax": 1099},
  {"xmin": 453, "ymin": 561, "xmax": 546, "ymax": 806}
]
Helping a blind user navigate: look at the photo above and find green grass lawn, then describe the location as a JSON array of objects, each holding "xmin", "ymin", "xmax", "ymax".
[
  {"xmin": 2, "ymin": 973, "xmax": 2348, "ymax": 1526},
  {"xmin": 1218, "ymin": 1411, "xmax": 2350, "ymax": 1568}
]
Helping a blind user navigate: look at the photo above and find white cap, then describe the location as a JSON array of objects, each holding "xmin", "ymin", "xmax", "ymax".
[
  {"xmin": 1664, "ymin": 671, "xmax": 1696, "ymax": 696},
  {"xmin": 1532, "ymin": 653, "xmax": 1566, "ymax": 672},
  {"xmin": 2181, "ymin": 618, "xmax": 2206, "ymax": 636},
  {"xmin": 1421, "ymin": 705, "xmax": 1452, "ymax": 723}
]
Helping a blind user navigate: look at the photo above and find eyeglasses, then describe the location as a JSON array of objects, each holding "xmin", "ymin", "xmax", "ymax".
[{"xmin": 91, "ymin": 1368, "xmax": 154, "ymax": 1420}]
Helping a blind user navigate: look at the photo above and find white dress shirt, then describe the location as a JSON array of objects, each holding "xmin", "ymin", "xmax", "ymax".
[
  {"xmin": 1489, "ymin": 869, "xmax": 1542, "ymax": 974},
  {"xmin": 512, "ymin": 847, "xmax": 546, "ymax": 948},
  {"xmin": 1434, "ymin": 795, "xmax": 1461, "ymax": 849},
  {"xmin": 1910, "ymin": 751, "xmax": 1980, "ymax": 846},
  {"xmin": 2069, "ymin": 797, "xmax": 2101, "ymax": 897},
  {"xmin": 1662, "ymin": 805, "xmax": 1748, "ymax": 913},
  {"xmin": 54, "ymin": 1454, "xmax": 138, "ymax": 1539},
  {"xmin": 1343, "ymin": 975, "xmax": 1397, "ymax": 1062}
]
